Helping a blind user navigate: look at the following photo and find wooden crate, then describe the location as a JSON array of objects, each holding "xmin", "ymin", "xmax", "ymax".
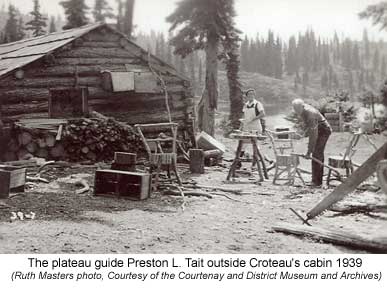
[
  {"xmin": 111, "ymin": 162, "xmax": 136, "ymax": 172},
  {"xmin": 94, "ymin": 169, "xmax": 151, "ymax": 200},
  {"xmin": 0, "ymin": 165, "xmax": 26, "ymax": 199}
]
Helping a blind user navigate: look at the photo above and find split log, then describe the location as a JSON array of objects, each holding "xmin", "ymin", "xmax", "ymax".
[
  {"xmin": 45, "ymin": 134, "xmax": 56, "ymax": 148},
  {"xmin": 35, "ymin": 148, "xmax": 49, "ymax": 159},
  {"xmin": 17, "ymin": 149, "xmax": 33, "ymax": 160},
  {"xmin": 50, "ymin": 143, "xmax": 65, "ymax": 159},
  {"xmin": 272, "ymin": 222, "xmax": 387, "ymax": 252},
  {"xmin": 37, "ymin": 138, "xmax": 47, "ymax": 148},
  {"xmin": 18, "ymin": 132, "xmax": 33, "ymax": 146},
  {"xmin": 25, "ymin": 142, "xmax": 38, "ymax": 154},
  {"xmin": 189, "ymin": 149, "xmax": 205, "ymax": 174}
]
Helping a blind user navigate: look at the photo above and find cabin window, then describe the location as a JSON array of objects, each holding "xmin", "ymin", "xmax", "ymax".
[{"xmin": 49, "ymin": 88, "xmax": 89, "ymax": 118}]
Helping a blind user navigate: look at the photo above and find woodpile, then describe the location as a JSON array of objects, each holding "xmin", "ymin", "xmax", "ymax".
[
  {"xmin": 2, "ymin": 116, "xmax": 145, "ymax": 163},
  {"xmin": 62, "ymin": 117, "xmax": 144, "ymax": 162}
]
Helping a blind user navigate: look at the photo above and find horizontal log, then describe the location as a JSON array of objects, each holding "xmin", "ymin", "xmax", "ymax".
[
  {"xmin": 56, "ymin": 47, "xmax": 138, "ymax": 59},
  {"xmin": 2, "ymin": 102, "xmax": 48, "ymax": 116},
  {"xmin": 82, "ymin": 30, "xmax": 121, "ymax": 42},
  {"xmin": 0, "ymin": 87, "xmax": 112, "ymax": 104},
  {"xmin": 54, "ymin": 57, "xmax": 142, "ymax": 66},
  {"xmin": 4, "ymin": 113, "xmax": 49, "ymax": 121},
  {"xmin": 0, "ymin": 76, "xmax": 101, "ymax": 89},
  {"xmin": 100, "ymin": 110, "xmax": 187, "ymax": 125},
  {"xmin": 0, "ymin": 88, "xmax": 50, "ymax": 104},
  {"xmin": 26, "ymin": 65, "xmax": 128, "ymax": 78},
  {"xmin": 81, "ymin": 41, "xmax": 120, "ymax": 48}
]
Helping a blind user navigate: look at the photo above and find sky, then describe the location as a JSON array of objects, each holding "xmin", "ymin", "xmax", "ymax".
[{"xmin": 1, "ymin": 0, "xmax": 387, "ymax": 41}]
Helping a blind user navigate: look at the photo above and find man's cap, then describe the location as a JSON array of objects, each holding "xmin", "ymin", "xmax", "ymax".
[{"xmin": 245, "ymin": 88, "xmax": 255, "ymax": 95}]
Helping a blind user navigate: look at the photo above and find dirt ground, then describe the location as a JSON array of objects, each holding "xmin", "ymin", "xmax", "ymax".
[{"xmin": 0, "ymin": 122, "xmax": 386, "ymax": 253}]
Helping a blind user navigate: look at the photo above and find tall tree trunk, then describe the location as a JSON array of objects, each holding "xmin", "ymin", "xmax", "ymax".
[
  {"xmin": 198, "ymin": 31, "xmax": 218, "ymax": 137},
  {"xmin": 226, "ymin": 48, "xmax": 243, "ymax": 129},
  {"xmin": 124, "ymin": 0, "xmax": 135, "ymax": 38}
]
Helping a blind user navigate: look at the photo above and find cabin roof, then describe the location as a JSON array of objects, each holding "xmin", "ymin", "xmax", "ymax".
[{"xmin": 0, "ymin": 23, "xmax": 188, "ymax": 81}]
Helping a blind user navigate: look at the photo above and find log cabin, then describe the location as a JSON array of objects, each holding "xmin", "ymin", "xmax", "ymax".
[{"xmin": 0, "ymin": 23, "xmax": 195, "ymax": 148}]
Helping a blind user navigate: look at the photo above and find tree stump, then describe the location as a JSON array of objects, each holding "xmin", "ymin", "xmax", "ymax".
[{"xmin": 189, "ymin": 149, "xmax": 205, "ymax": 174}]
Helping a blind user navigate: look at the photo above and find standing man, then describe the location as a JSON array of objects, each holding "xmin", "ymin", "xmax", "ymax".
[
  {"xmin": 242, "ymin": 89, "xmax": 266, "ymax": 134},
  {"xmin": 292, "ymin": 99, "xmax": 332, "ymax": 187}
]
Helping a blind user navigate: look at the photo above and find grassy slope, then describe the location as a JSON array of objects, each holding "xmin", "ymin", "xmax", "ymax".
[{"xmin": 217, "ymin": 70, "xmax": 324, "ymax": 113}]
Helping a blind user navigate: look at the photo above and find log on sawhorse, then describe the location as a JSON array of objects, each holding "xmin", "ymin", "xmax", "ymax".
[{"xmin": 306, "ymin": 141, "xmax": 387, "ymax": 221}]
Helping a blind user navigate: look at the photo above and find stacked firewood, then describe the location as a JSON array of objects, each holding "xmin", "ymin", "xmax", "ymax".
[
  {"xmin": 62, "ymin": 117, "xmax": 144, "ymax": 162},
  {"xmin": 3, "ymin": 116, "xmax": 145, "ymax": 162}
]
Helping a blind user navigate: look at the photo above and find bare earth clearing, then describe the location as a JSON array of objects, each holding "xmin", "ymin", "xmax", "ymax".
[{"xmin": 0, "ymin": 116, "xmax": 386, "ymax": 253}]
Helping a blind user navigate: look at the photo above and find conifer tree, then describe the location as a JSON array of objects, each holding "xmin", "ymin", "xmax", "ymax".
[
  {"xmin": 49, "ymin": 16, "xmax": 57, "ymax": 33},
  {"xmin": 167, "ymin": 0, "xmax": 242, "ymax": 134},
  {"xmin": 373, "ymin": 48, "xmax": 380, "ymax": 72},
  {"xmin": 60, "ymin": 0, "xmax": 89, "ymax": 30},
  {"xmin": 26, "ymin": 0, "xmax": 47, "ymax": 37},
  {"xmin": 17, "ymin": 17, "xmax": 26, "ymax": 40},
  {"xmin": 93, "ymin": 0, "xmax": 114, "ymax": 22},
  {"xmin": 116, "ymin": 0, "xmax": 124, "ymax": 32},
  {"xmin": 123, "ymin": 0, "xmax": 135, "ymax": 38},
  {"xmin": 3, "ymin": 4, "xmax": 19, "ymax": 43},
  {"xmin": 351, "ymin": 43, "xmax": 361, "ymax": 70},
  {"xmin": 198, "ymin": 58, "xmax": 203, "ymax": 87}
]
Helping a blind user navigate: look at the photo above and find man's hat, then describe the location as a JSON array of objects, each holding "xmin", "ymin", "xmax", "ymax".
[{"xmin": 245, "ymin": 88, "xmax": 255, "ymax": 95}]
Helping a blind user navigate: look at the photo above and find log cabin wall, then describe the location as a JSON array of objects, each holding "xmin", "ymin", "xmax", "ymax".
[{"xmin": 0, "ymin": 27, "xmax": 194, "ymax": 140}]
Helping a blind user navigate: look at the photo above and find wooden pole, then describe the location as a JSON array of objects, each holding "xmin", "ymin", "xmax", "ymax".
[{"xmin": 273, "ymin": 222, "xmax": 387, "ymax": 252}]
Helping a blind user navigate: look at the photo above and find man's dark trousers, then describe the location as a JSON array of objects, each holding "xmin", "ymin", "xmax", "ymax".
[{"xmin": 312, "ymin": 124, "xmax": 331, "ymax": 186}]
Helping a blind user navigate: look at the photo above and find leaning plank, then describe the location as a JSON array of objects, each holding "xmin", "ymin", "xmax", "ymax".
[
  {"xmin": 307, "ymin": 141, "xmax": 387, "ymax": 220},
  {"xmin": 272, "ymin": 222, "xmax": 387, "ymax": 252}
]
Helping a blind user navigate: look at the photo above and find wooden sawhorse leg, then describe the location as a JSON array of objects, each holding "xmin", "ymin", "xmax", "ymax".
[{"xmin": 227, "ymin": 140, "xmax": 243, "ymax": 181}]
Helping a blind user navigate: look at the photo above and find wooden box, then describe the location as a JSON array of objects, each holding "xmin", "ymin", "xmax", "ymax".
[
  {"xmin": 94, "ymin": 169, "xmax": 151, "ymax": 200},
  {"xmin": 111, "ymin": 162, "xmax": 136, "ymax": 172},
  {"xmin": 0, "ymin": 165, "xmax": 26, "ymax": 199}
]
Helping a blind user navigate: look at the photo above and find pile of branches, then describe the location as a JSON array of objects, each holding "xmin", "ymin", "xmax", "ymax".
[{"xmin": 62, "ymin": 117, "xmax": 144, "ymax": 162}]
